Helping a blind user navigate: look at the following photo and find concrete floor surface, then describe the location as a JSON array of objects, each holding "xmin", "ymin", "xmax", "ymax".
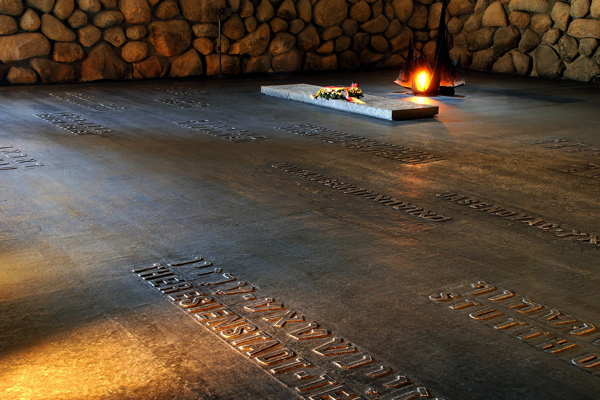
[{"xmin": 0, "ymin": 70, "xmax": 598, "ymax": 400}]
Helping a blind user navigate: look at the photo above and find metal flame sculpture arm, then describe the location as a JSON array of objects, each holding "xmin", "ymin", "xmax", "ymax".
[{"xmin": 395, "ymin": 0, "xmax": 464, "ymax": 95}]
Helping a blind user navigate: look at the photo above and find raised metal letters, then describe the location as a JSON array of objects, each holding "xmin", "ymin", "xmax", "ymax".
[
  {"xmin": 391, "ymin": 387, "xmax": 430, "ymax": 400},
  {"xmin": 276, "ymin": 124, "xmax": 444, "ymax": 164},
  {"xmin": 48, "ymin": 92, "xmax": 127, "ymax": 111},
  {"xmin": 312, "ymin": 338, "xmax": 357, "ymax": 357},
  {"xmin": 176, "ymin": 120, "xmax": 270, "ymax": 142},
  {"xmin": 436, "ymin": 192, "xmax": 600, "ymax": 248},
  {"xmin": 428, "ymin": 280, "xmax": 600, "ymax": 375},
  {"xmin": 35, "ymin": 112, "xmax": 114, "ymax": 135},
  {"xmin": 333, "ymin": 355, "xmax": 374, "ymax": 369},
  {"xmin": 0, "ymin": 146, "xmax": 43, "ymax": 170},
  {"xmin": 273, "ymin": 163, "xmax": 452, "ymax": 223},
  {"xmin": 133, "ymin": 255, "xmax": 444, "ymax": 399},
  {"xmin": 161, "ymin": 87, "xmax": 208, "ymax": 96},
  {"xmin": 288, "ymin": 323, "xmax": 331, "ymax": 341},
  {"xmin": 530, "ymin": 138, "xmax": 600, "ymax": 159},
  {"xmin": 156, "ymin": 98, "xmax": 209, "ymax": 108},
  {"xmin": 548, "ymin": 163, "xmax": 600, "ymax": 179}
]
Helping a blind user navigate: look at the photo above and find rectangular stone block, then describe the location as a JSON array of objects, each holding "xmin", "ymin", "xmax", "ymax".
[{"xmin": 261, "ymin": 83, "xmax": 438, "ymax": 121}]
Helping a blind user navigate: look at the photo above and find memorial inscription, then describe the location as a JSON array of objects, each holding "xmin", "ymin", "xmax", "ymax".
[
  {"xmin": 48, "ymin": 92, "xmax": 127, "ymax": 111},
  {"xmin": 35, "ymin": 112, "xmax": 114, "ymax": 135},
  {"xmin": 547, "ymin": 163, "xmax": 600, "ymax": 179},
  {"xmin": 156, "ymin": 98, "xmax": 210, "ymax": 108},
  {"xmin": 0, "ymin": 146, "xmax": 43, "ymax": 170},
  {"xmin": 530, "ymin": 139, "xmax": 600, "ymax": 159},
  {"xmin": 436, "ymin": 192, "xmax": 599, "ymax": 247},
  {"xmin": 133, "ymin": 256, "xmax": 445, "ymax": 400},
  {"xmin": 176, "ymin": 120, "xmax": 270, "ymax": 142},
  {"xmin": 161, "ymin": 87, "xmax": 208, "ymax": 96},
  {"xmin": 273, "ymin": 163, "xmax": 451, "ymax": 222},
  {"xmin": 428, "ymin": 281, "xmax": 600, "ymax": 375},
  {"xmin": 275, "ymin": 124, "xmax": 444, "ymax": 165}
]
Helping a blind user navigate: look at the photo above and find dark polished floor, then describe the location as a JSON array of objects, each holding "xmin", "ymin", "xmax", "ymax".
[{"xmin": 0, "ymin": 70, "xmax": 599, "ymax": 400}]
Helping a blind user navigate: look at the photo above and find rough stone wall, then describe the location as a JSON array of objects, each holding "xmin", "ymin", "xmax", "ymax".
[
  {"xmin": 0, "ymin": 0, "xmax": 598, "ymax": 85},
  {"xmin": 445, "ymin": 0, "xmax": 600, "ymax": 81}
]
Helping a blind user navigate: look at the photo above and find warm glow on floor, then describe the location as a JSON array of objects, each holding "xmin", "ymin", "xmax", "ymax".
[
  {"xmin": 0, "ymin": 319, "xmax": 184, "ymax": 400},
  {"xmin": 405, "ymin": 95, "xmax": 438, "ymax": 106}
]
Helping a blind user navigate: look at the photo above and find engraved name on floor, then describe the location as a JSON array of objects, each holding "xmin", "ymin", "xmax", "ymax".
[
  {"xmin": 547, "ymin": 163, "xmax": 600, "ymax": 180},
  {"xmin": 176, "ymin": 120, "xmax": 271, "ymax": 142},
  {"xmin": 159, "ymin": 87, "xmax": 208, "ymax": 96},
  {"xmin": 436, "ymin": 192, "xmax": 599, "ymax": 248},
  {"xmin": 48, "ymin": 92, "xmax": 128, "ymax": 112},
  {"xmin": 133, "ymin": 257, "xmax": 445, "ymax": 400},
  {"xmin": 156, "ymin": 97, "xmax": 210, "ymax": 108},
  {"xmin": 428, "ymin": 280, "xmax": 600, "ymax": 375},
  {"xmin": 35, "ymin": 112, "xmax": 115, "ymax": 135},
  {"xmin": 530, "ymin": 138, "xmax": 600, "ymax": 159},
  {"xmin": 273, "ymin": 163, "xmax": 452, "ymax": 222},
  {"xmin": 154, "ymin": 86, "xmax": 210, "ymax": 108},
  {"xmin": 0, "ymin": 146, "xmax": 43, "ymax": 171},
  {"xmin": 275, "ymin": 124, "xmax": 444, "ymax": 165}
]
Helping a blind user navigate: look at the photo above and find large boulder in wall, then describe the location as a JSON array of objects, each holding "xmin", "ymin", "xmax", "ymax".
[
  {"xmin": 0, "ymin": 0, "xmax": 24, "ymax": 15},
  {"xmin": 180, "ymin": 0, "xmax": 226, "ymax": 22},
  {"xmin": 229, "ymin": 23, "xmax": 270, "ymax": 55},
  {"xmin": 340, "ymin": 50, "xmax": 360, "ymax": 69},
  {"xmin": 269, "ymin": 32, "xmax": 296, "ymax": 55},
  {"xmin": 7, "ymin": 66, "xmax": 38, "ymax": 84},
  {"xmin": 482, "ymin": 1, "xmax": 508, "ymax": 27},
  {"xmin": 509, "ymin": 0, "xmax": 550, "ymax": 13},
  {"xmin": 568, "ymin": 18, "xmax": 600, "ymax": 38},
  {"xmin": 557, "ymin": 34, "xmax": 579, "ymax": 62},
  {"xmin": 448, "ymin": 0, "xmax": 474, "ymax": 16},
  {"xmin": 270, "ymin": 49, "xmax": 301, "ymax": 72},
  {"xmin": 0, "ymin": 33, "xmax": 51, "ymax": 63},
  {"xmin": 20, "ymin": 9, "xmax": 42, "ymax": 31},
  {"xmin": 518, "ymin": 28, "xmax": 541, "ymax": 53},
  {"xmin": 255, "ymin": 0, "xmax": 274, "ymax": 22},
  {"xmin": 0, "ymin": 16, "xmax": 18, "ymax": 35},
  {"xmin": 392, "ymin": 0, "xmax": 413, "ymax": 23},
  {"xmin": 205, "ymin": 53, "xmax": 240, "ymax": 75},
  {"xmin": 53, "ymin": 0, "xmax": 75, "ymax": 20},
  {"xmin": 41, "ymin": 13, "xmax": 76, "ymax": 41},
  {"xmin": 534, "ymin": 44, "xmax": 565, "ymax": 78},
  {"xmin": 53, "ymin": 42, "xmax": 85, "ymax": 62},
  {"xmin": 27, "ymin": 0, "xmax": 56, "ymax": 13},
  {"xmin": 169, "ymin": 48, "xmax": 203, "ymax": 77},
  {"xmin": 492, "ymin": 52, "xmax": 516, "ymax": 74},
  {"xmin": 296, "ymin": 0, "xmax": 311, "ymax": 22},
  {"xmin": 313, "ymin": 0, "xmax": 348, "ymax": 28},
  {"xmin": 121, "ymin": 40, "xmax": 148, "ymax": 62},
  {"xmin": 493, "ymin": 25, "xmax": 520, "ymax": 56},
  {"xmin": 242, "ymin": 54, "xmax": 271, "ymax": 73},
  {"xmin": 471, "ymin": 47, "xmax": 497, "ymax": 70},
  {"xmin": 78, "ymin": 0, "xmax": 101, "ymax": 13},
  {"xmin": 571, "ymin": 0, "xmax": 590, "ymax": 18},
  {"xmin": 148, "ymin": 19, "xmax": 192, "ymax": 57},
  {"xmin": 133, "ymin": 55, "xmax": 170, "ymax": 78},
  {"xmin": 593, "ymin": 0, "xmax": 600, "ymax": 17},
  {"xmin": 119, "ymin": 0, "xmax": 151, "ymax": 24},
  {"xmin": 361, "ymin": 14, "xmax": 389, "ymax": 33},
  {"xmin": 303, "ymin": 52, "xmax": 338, "ymax": 70},
  {"xmin": 467, "ymin": 27, "xmax": 496, "ymax": 52},
  {"xmin": 29, "ymin": 57, "xmax": 77, "ymax": 83},
  {"xmin": 510, "ymin": 50, "xmax": 532, "ymax": 75},
  {"xmin": 81, "ymin": 42, "xmax": 130, "ymax": 81},
  {"xmin": 563, "ymin": 56, "xmax": 600, "ymax": 81}
]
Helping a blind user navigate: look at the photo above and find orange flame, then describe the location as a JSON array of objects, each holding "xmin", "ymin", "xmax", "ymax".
[{"xmin": 414, "ymin": 70, "xmax": 431, "ymax": 93}]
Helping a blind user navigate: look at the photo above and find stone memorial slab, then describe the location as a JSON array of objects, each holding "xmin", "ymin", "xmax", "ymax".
[{"xmin": 261, "ymin": 83, "xmax": 439, "ymax": 120}]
